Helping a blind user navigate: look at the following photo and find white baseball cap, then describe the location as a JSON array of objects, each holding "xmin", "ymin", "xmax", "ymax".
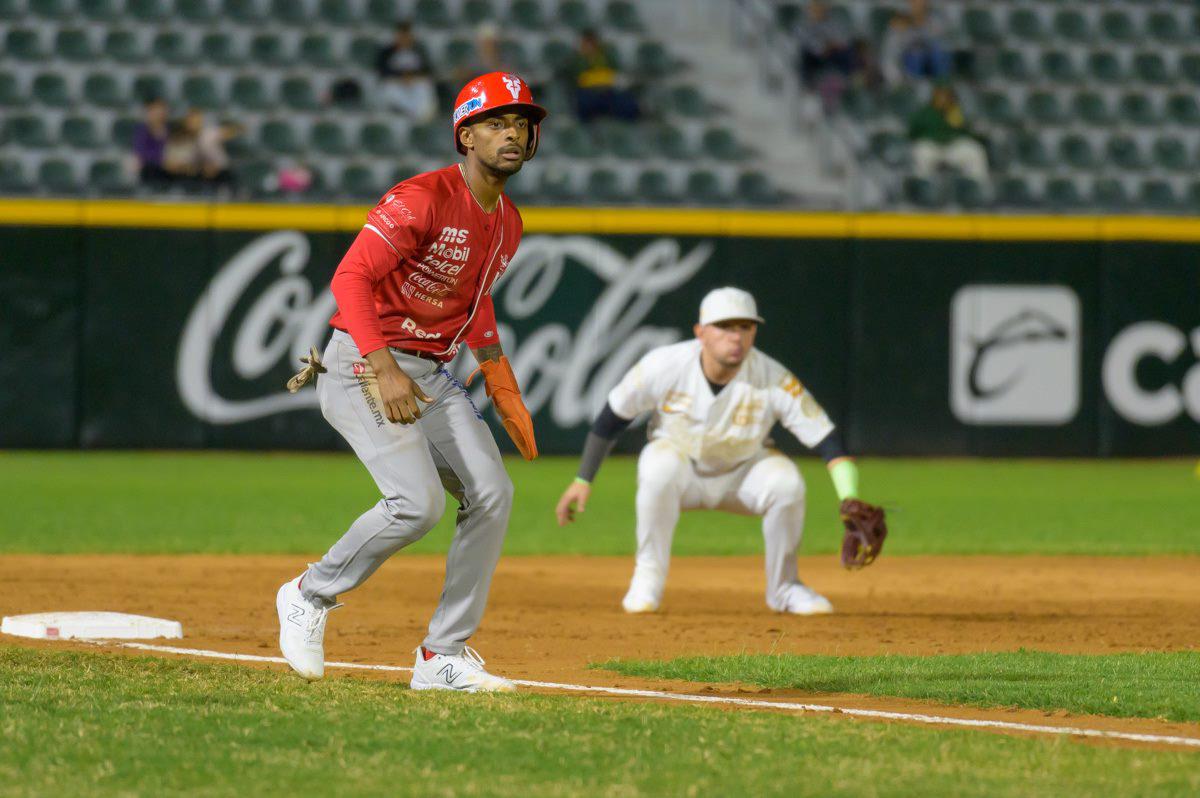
[{"xmin": 698, "ymin": 287, "xmax": 764, "ymax": 325}]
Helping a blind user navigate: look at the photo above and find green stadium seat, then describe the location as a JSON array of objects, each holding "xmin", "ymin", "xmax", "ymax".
[
  {"xmin": 669, "ymin": 85, "xmax": 710, "ymax": 118},
  {"xmin": 538, "ymin": 169, "xmax": 576, "ymax": 202},
  {"xmin": 410, "ymin": 123, "xmax": 446, "ymax": 157},
  {"xmin": 980, "ymin": 91, "xmax": 1016, "ymax": 126},
  {"xmin": 1091, "ymin": 178, "xmax": 1128, "ymax": 211},
  {"xmin": 1106, "ymin": 136, "xmax": 1145, "ymax": 170},
  {"xmin": 104, "ymin": 30, "xmax": 149, "ymax": 65},
  {"xmin": 89, "ymin": 159, "xmax": 134, "ymax": 195},
  {"xmin": 1025, "ymin": 91, "xmax": 1067, "ymax": 125},
  {"xmin": 1014, "ymin": 133, "xmax": 1050, "ymax": 169},
  {"xmin": 1007, "ymin": 8, "xmax": 1044, "ymax": 40},
  {"xmin": 1139, "ymin": 180, "xmax": 1178, "ymax": 211},
  {"xmin": 603, "ymin": 123, "xmax": 650, "ymax": 159},
  {"xmin": 83, "ymin": 73, "xmax": 126, "ymax": 108},
  {"xmin": 1118, "ymin": 93, "xmax": 1159, "ymax": 126},
  {"xmin": 461, "ymin": 0, "xmax": 492, "ymax": 23},
  {"xmin": 0, "ymin": 0, "xmax": 23, "ymax": 18},
  {"xmin": 250, "ymin": 34, "xmax": 293, "ymax": 67},
  {"xmin": 79, "ymin": 0, "xmax": 121, "ymax": 20},
  {"xmin": 387, "ymin": 163, "xmax": 417, "ymax": 186},
  {"xmin": 0, "ymin": 72, "xmax": 27, "ymax": 107},
  {"xmin": 737, "ymin": 171, "xmax": 783, "ymax": 206},
  {"xmin": 1086, "ymin": 51, "xmax": 1123, "ymax": 83},
  {"xmin": 6, "ymin": 29, "xmax": 48, "ymax": 62},
  {"xmin": 310, "ymin": 121, "xmax": 349, "ymax": 154},
  {"xmin": 178, "ymin": 0, "xmax": 217, "ymax": 21},
  {"xmin": 964, "ymin": 8, "xmax": 1001, "ymax": 44},
  {"xmin": 32, "ymin": 72, "xmax": 71, "ymax": 107},
  {"xmin": 61, "ymin": 116, "xmax": 102, "ymax": 149},
  {"xmin": 540, "ymin": 39, "xmax": 574, "ymax": 73},
  {"xmin": 259, "ymin": 120, "xmax": 301, "ymax": 154},
  {"xmin": 869, "ymin": 130, "xmax": 908, "ymax": 169},
  {"xmin": 636, "ymin": 41, "xmax": 677, "ymax": 78},
  {"xmin": 270, "ymin": 0, "xmax": 308, "ymax": 25},
  {"xmin": 299, "ymin": 34, "xmax": 340, "ymax": 67},
  {"xmin": 702, "ymin": 128, "xmax": 748, "ymax": 161},
  {"xmin": 654, "ymin": 124, "xmax": 693, "ymax": 161},
  {"xmin": 30, "ymin": 0, "xmax": 73, "ymax": 17},
  {"xmin": 1147, "ymin": 11, "xmax": 1183, "ymax": 43},
  {"xmin": 414, "ymin": 0, "xmax": 451, "ymax": 28},
  {"xmin": 1058, "ymin": 134, "xmax": 1097, "ymax": 170},
  {"xmin": 1166, "ymin": 94, "xmax": 1200, "ymax": 127},
  {"xmin": 132, "ymin": 73, "xmax": 168, "ymax": 103},
  {"xmin": 510, "ymin": 0, "xmax": 545, "ymax": 29},
  {"xmin": 840, "ymin": 86, "xmax": 880, "ymax": 122},
  {"xmin": 319, "ymin": 0, "xmax": 358, "ymax": 25},
  {"xmin": 1133, "ymin": 53, "xmax": 1170, "ymax": 85},
  {"xmin": 238, "ymin": 160, "xmax": 277, "ymax": 197},
  {"xmin": 128, "ymin": 0, "xmax": 170, "ymax": 20},
  {"xmin": 951, "ymin": 177, "xmax": 988, "ymax": 210},
  {"xmin": 886, "ymin": 84, "xmax": 919, "ymax": 118},
  {"xmin": 996, "ymin": 50, "xmax": 1031, "ymax": 82},
  {"xmin": 499, "ymin": 40, "xmax": 531, "ymax": 71},
  {"xmin": 280, "ymin": 77, "xmax": 318, "ymax": 111},
  {"xmin": 1188, "ymin": 182, "xmax": 1200, "ymax": 214},
  {"xmin": 1100, "ymin": 11, "xmax": 1137, "ymax": 43},
  {"xmin": 556, "ymin": 125, "xmax": 596, "ymax": 159},
  {"xmin": 38, "ymin": 159, "xmax": 78, "ymax": 194},
  {"xmin": 685, "ymin": 170, "xmax": 727, "ymax": 204},
  {"xmin": 1053, "ymin": 10, "xmax": 1090, "ymax": 43},
  {"xmin": 1040, "ymin": 50, "xmax": 1079, "ymax": 83},
  {"xmin": 0, "ymin": 158, "xmax": 32, "ymax": 193},
  {"xmin": 1073, "ymin": 91, "xmax": 1113, "ymax": 126},
  {"xmin": 586, "ymin": 168, "xmax": 628, "ymax": 204},
  {"xmin": 1180, "ymin": 54, "xmax": 1200, "ymax": 86},
  {"xmin": 559, "ymin": 0, "xmax": 592, "ymax": 31},
  {"xmin": 998, "ymin": 177, "xmax": 1038, "ymax": 209},
  {"xmin": 348, "ymin": 35, "xmax": 380, "ymax": 69},
  {"xmin": 635, "ymin": 169, "xmax": 677, "ymax": 203},
  {"xmin": 443, "ymin": 38, "xmax": 475, "ymax": 69},
  {"xmin": 201, "ymin": 32, "xmax": 244, "ymax": 66},
  {"xmin": 359, "ymin": 122, "xmax": 397, "ymax": 156},
  {"xmin": 225, "ymin": 0, "xmax": 266, "ymax": 22},
  {"xmin": 1044, "ymin": 178, "xmax": 1084, "ymax": 210},
  {"xmin": 365, "ymin": 0, "xmax": 399, "ymax": 25},
  {"xmin": 181, "ymin": 75, "xmax": 222, "ymax": 109},
  {"xmin": 902, "ymin": 176, "xmax": 947, "ymax": 209},
  {"xmin": 7, "ymin": 114, "xmax": 54, "ymax": 148},
  {"xmin": 110, "ymin": 116, "xmax": 139, "ymax": 147},
  {"xmin": 342, "ymin": 163, "xmax": 382, "ymax": 200},
  {"xmin": 230, "ymin": 75, "xmax": 271, "ymax": 110},
  {"xmin": 1152, "ymin": 137, "xmax": 1189, "ymax": 171},
  {"xmin": 607, "ymin": 0, "xmax": 643, "ymax": 32},
  {"xmin": 55, "ymin": 28, "xmax": 96, "ymax": 62},
  {"xmin": 153, "ymin": 32, "xmax": 196, "ymax": 66}
]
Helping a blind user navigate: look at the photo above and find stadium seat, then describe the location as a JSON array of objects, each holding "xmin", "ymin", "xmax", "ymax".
[
  {"xmin": 556, "ymin": 125, "xmax": 596, "ymax": 159},
  {"xmin": 79, "ymin": 0, "xmax": 121, "ymax": 19},
  {"xmin": 951, "ymin": 177, "xmax": 988, "ymax": 210},
  {"xmin": 1180, "ymin": 54, "xmax": 1200, "ymax": 86},
  {"xmin": 359, "ymin": 122, "xmax": 397, "ymax": 156},
  {"xmin": 319, "ymin": 0, "xmax": 358, "ymax": 25},
  {"xmin": 702, "ymin": 128, "xmax": 748, "ymax": 161},
  {"xmin": 132, "ymin": 73, "xmax": 168, "ymax": 103},
  {"xmin": 61, "ymin": 116, "xmax": 102, "ymax": 149},
  {"xmin": 1152, "ymin": 137, "xmax": 1189, "ymax": 171},
  {"xmin": 1058, "ymin": 134, "xmax": 1097, "ymax": 170},
  {"xmin": 341, "ymin": 163, "xmax": 382, "ymax": 200},
  {"xmin": 586, "ymin": 168, "xmax": 628, "ymax": 204},
  {"xmin": 532, "ymin": 168, "xmax": 571, "ymax": 202},
  {"xmin": 110, "ymin": 116, "xmax": 139, "ymax": 147},
  {"xmin": 89, "ymin": 159, "xmax": 134, "ymax": 195},
  {"xmin": 1166, "ymin": 94, "xmax": 1200, "ymax": 127},
  {"xmin": 7, "ymin": 114, "xmax": 54, "ymax": 148},
  {"xmin": 1133, "ymin": 53, "xmax": 1170, "ymax": 86},
  {"xmin": 737, "ymin": 170, "xmax": 785, "ymax": 206},
  {"xmin": 840, "ymin": 87, "xmax": 880, "ymax": 122},
  {"xmin": 1007, "ymin": 8, "xmax": 1045, "ymax": 40},
  {"xmin": 1100, "ymin": 11, "xmax": 1137, "ymax": 43},
  {"xmin": 83, "ymin": 73, "xmax": 126, "ymax": 108},
  {"xmin": 410, "ymin": 123, "xmax": 446, "ymax": 157},
  {"xmin": 1091, "ymin": 178, "xmax": 1129, "ymax": 211},
  {"xmin": 1188, "ymin": 182, "xmax": 1200, "ymax": 213},
  {"xmin": 270, "ymin": 0, "xmax": 308, "ymax": 25},
  {"xmin": 1147, "ymin": 11, "xmax": 1183, "ymax": 43},
  {"xmin": 0, "ymin": 72, "xmax": 27, "ymax": 107},
  {"xmin": 32, "ymin": 72, "xmax": 72, "ymax": 107},
  {"xmin": 1106, "ymin": 136, "xmax": 1145, "ymax": 170},
  {"xmin": 104, "ymin": 30, "xmax": 149, "ymax": 65},
  {"xmin": 1045, "ymin": 178, "xmax": 1085, "ymax": 210},
  {"xmin": 1053, "ymin": 9, "xmax": 1090, "ymax": 43},
  {"xmin": 1073, "ymin": 91, "xmax": 1113, "ymax": 126},
  {"xmin": 635, "ymin": 169, "xmax": 677, "ymax": 203},
  {"xmin": 443, "ymin": 38, "xmax": 475, "ymax": 69},
  {"xmin": 1025, "ymin": 91, "xmax": 1067, "ymax": 125},
  {"xmin": 6, "ymin": 29, "xmax": 49, "ymax": 62},
  {"xmin": 980, "ymin": 91, "xmax": 1016, "ymax": 126},
  {"xmin": 299, "ymin": 34, "xmax": 340, "ymax": 67},
  {"xmin": 886, "ymin": 85, "xmax": 919, "ymax": 118},
  {"xmin": 365, "ymin": 0, "xmax": 400, "ymax": 25},
  {"xmin": 201, "ymin": 32, "xmax": 245, "ymax": 66},
  {"xmin": 181, "ymin": 75, "xmax": 222, "ymax": 109},
  {"xmin": 224, "ymin": 0, "xmax": 266, "ymax": 22},
  {"xmin": 127, "ymin": 0, "xmax": 169, "ymax": 20},
  {"xmin": 510, "ymin": 0, "xmax": 546, "ymax": 29},
  {"xmin": 153, "ymin": 32, "xmax": 196, "ymax": 66},
  {"xmin": 964, "ymin": 8, "xmax": 1002, "ymax": 44},
  {"xmin": 1040, "ymin": 50, "xmax": 1080, "ymax": 83},
  {"xmin": 230, "ymin": 75, "xmax": 271, "ymax": 110},
  {"xmin": 178, "ymin": 0, "xmax": 217, "ymax": 21},
  {"xmin": 461, "ymin": 0, "xmax": 492, "ymax": 23},
  {"xmin": 250, "ymin": 34, "xmax": 293, "ymax": 67},
  {"xmin": 902, "ymin": 176, "xmax": 946, "ymax": 209},
  {"xmin": 685, "ymin": 170, "xmax": 727, "ymax": 204},
  {"xmin": 868, "ymin": 130, "xmax": 908, "ymax": 169},
  {"xmin": 654, "ymin": 124, "xmax": 693, "ymax": 161},
  {"xmin": 55, "ymin": 28, "xmax": 96, "ymax": 63},
  {"xmin": 237, "ymin": 160, "xmax": 276, "ymax": 197},
  {"xmin": 38, "ymin": 159, "xmax": 79, "ymax": 194},
  {"xmin": 0, "ymin": 159, "xmax": 32, "ymax": 194},
  {"xmin": 259, "ymin": 120, "xmax": 301, "ymax": 154},
  {"xmin": 348, "ymin": 35, "xmax": 382, "ymax": 69},
  {"xmin": 1087, "ymin": 51, "xmax": 1123, "ymax": 83},
  {"xmin": 636, "ymin": 41, "xmax": 678, "ymax": 77},
  {"xmin": 1118, "ymin": 93, "xmax": 1159, "ymax": 126},
  {"xmin": 280, "ymin": 77, "xmax": 318, "ymax": 111},
  {"xmin": 539, "ymin": 39, "xmax": 574, "ymax": 73},
  {"xmin": 603, "ymin": 123, "xmax": 650, "ymax": 159},
  {"xmin": 310, "ymin": 121, "xmax": 349, "ymax": 154},
  {"xmin": 0, "ymin": 0, "xmax": 20, "ymax": 17},
  {"xmin": 997, "ymin": 50, "xmax": 1031, "ymax": 82},
  {"xmin": 30, "ymin": 0, "xmax": 73, "ymax": 17},
  {"xmin": 1139, "ymin": 180, "xmax": 1178, "ymax": 211},
  {"xmin": 414, "ymin": 0, "xmax": 451, "ymax": 28},
  {"xmin": 1014, "ymin": 133, "xmax": 1050, "ymax": 169},
  {"xmin": 668, "ymin": 85, "xmax": 709, "ymax": 118},
  {"xmin": 606, "ymin": 0, "xmax": 643, "ymax": 32},
  {"xmin": 559, "ymin": 0, "xmax": 592, "ymax": 31}
]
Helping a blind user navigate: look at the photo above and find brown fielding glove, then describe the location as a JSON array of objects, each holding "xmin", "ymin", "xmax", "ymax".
[
  {"xmin": 285, "ymin": 347, "xmax": 326, "ymax": 392},
  {"xmin": 840, "ymin": 498, "xmax": 887, "ymax": 570},
  {"xmin": 470, "ymin": 356, "xmax": 538, "ymax": 460}
]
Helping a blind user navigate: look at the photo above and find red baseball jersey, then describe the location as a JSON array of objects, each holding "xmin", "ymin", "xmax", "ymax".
[{"xmin": 328, "ymin": 164, "xmax": 523, "ymax": 360}]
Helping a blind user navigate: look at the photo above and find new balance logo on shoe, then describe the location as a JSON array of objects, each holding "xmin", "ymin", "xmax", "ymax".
[
  {"xmin": 286, "ymin": 605, "xmax": 305, "ymax": 627},
  {"xmin": 437, "ymin": 663, "xmax": 461, "ymax": 684}
]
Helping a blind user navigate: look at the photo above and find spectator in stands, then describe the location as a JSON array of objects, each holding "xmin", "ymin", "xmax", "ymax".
[
  {"xmin": 375, "ymin": 21, "xmax": 436, "ymax": 121},
  {"xmin": 907, "ymin": 85, "xmax": 988, "ymax": 181},
  {"xmin": 186, "ymin": 108, "xmax": 238, "ymax": 190},
  {"xmin": 569, "ymin": 29, "xmax": 640, "ymax": 123},
  {"xmin": 794, "ymin": 1, "xmax": 856, "ymax": 108},
  {"xmin": 896, "ymin": 0, "xmax": 951, "ymax": 81},
  {"xmin": 132, "ymin": 97, "xmax": 173, "ymax": 188}
]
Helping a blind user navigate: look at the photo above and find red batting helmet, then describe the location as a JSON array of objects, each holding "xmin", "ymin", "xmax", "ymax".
[{"xmin": 452, "ymin": 72, "xmax": 547, "ymax": 159}]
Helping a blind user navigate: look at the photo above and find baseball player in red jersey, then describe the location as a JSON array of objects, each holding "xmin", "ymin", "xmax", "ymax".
[{"xmin": 276, "ymin": 72, "xmax": 545, "ymax": 692}]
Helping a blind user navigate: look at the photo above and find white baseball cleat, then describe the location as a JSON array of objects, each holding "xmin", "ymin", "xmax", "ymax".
[
  {"xmin": 410, "ymin": 646, "xmax": 516, "ymax": 693},
  {"xmin": 276, "ymin": 575, "xmax": 341, "ymax": 681},
  {"xmin": 621, "ymin": 589, "xmax": 661, "ymax": 614},
  {"xmin": 622, "ymin": 569, "xmax": 663, "ymax": 613},
  {"xmin": 780, "ymin": 584, "xmax": 834, "ymax": 615}
]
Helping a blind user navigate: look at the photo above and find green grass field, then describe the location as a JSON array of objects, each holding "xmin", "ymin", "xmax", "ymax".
[
  {"xmin": 3, "ymin": 648, "xmax": 1198, "ymax": 798},
  {"xmin": 2, "ymin": 451, "xmax": 1198, "ymax": 555},
  {"xmin": 600, "ymin": 650, "xmax": 1200, "ymax": 723}
]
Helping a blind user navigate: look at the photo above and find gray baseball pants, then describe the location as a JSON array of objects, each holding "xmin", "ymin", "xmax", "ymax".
[{"xmin": 301, "ymin": 329, "xmax": 513, "ymax": 655}]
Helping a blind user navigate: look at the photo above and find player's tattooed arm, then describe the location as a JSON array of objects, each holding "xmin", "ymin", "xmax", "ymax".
[{"xmin": 470, "ymin": 343, "xmax": 503, "ymax": 363}]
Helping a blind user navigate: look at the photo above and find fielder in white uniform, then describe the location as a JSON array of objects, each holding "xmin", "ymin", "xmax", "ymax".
[{"xmin": 555, "ymin": 287, "xmax": 867, "ymax": 615}]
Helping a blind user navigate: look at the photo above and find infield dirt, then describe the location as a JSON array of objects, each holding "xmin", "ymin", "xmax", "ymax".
[{"xmin": 2, "ymin": 554, "xmax": 1198, "ymax": 746}]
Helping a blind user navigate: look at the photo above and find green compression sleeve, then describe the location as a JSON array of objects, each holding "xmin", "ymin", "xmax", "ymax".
[{"xmin": 828, "ymin": 458, "xmax": 859, "ymax": 502}]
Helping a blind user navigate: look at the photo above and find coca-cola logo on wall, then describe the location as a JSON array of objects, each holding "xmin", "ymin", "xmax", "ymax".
[{"xmin": 177, "ymin": 232, "xmax": 712, "ymax": 426}]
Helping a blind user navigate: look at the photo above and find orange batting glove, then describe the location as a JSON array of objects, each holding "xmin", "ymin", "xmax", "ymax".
[{"xmin": 470, "ymin": 356, "xmax": 538, "ymax": 460}]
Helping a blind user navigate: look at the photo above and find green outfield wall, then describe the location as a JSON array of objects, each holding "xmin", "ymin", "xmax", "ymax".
[{"xmin": 2, "ymin": 201, "xmax": 1197, "ymax": 455}]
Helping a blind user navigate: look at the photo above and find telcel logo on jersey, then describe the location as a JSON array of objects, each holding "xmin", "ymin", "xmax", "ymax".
[{"xmin": 950, "ymin": 285, "xmax": 1080, "ymax": 425}]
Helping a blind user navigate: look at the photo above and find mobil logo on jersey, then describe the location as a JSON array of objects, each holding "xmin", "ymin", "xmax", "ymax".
[{"xmin": 950, "ymin": 285, "xmax": 1081, "ymax": 425}]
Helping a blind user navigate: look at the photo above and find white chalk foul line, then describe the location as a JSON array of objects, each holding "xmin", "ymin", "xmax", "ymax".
[{"xmin": 104, "ymin": 641, "xmax": 1200, "ymax": 750}]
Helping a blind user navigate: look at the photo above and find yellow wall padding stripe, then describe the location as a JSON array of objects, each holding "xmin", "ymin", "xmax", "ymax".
[{"xmin": 2, "ymin": 199, "xmax": 1200, "ymax": 241}]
